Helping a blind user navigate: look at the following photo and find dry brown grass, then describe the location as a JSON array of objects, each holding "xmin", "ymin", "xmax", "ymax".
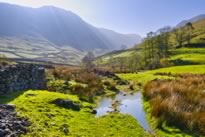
[
  {"xmin": 144, "ymin": 74, "xmax": 205, "ymax": 135},
  {"xmin": 49, "ymin": 66, "xmax": 81, "ymax": 80}
]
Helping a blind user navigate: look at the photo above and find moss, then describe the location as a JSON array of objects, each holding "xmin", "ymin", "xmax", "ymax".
[{"xmin": 1, "ymin": 90, "xmax": 149, "ymax": 137}]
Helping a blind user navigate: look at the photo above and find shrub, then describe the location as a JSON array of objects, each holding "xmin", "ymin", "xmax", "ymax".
[
  {"xmin": 47, "ymin": 67, "xmax": 105, "ymax": 102},
  {"xmin": 74, "ymin": 72, "xmax": 101, "ymax": 84},
  {"xmin": 47, "ymin": 80, "xmax": 70, "ymax": 93},
  {"xmin": 103, "ymin": 81, "xmax": 111, "ymax": 86},
  {"xmin": 107, "ymin": 82, "xmax": 118, "ymax": 92},
  {"xmin": 49, "ymin": 66, "xmax": 81, "ymax": 80}
]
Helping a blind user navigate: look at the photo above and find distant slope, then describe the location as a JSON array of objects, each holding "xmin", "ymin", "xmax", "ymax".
[
  {"xmin": 176, "ymin": 14, "xmax": 205, "ymax": 27},
  {"xmin": 0, "ymin": 37, "xmax": 85, "ymax": 65},
  {"xmin": 99, "ymin": 28, "xmax": 142, "ymax": 49}
]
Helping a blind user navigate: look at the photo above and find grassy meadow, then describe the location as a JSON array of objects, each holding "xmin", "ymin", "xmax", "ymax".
[{"xmin": 0, "ymin": 90, "xmax": 149, "ymax": 137}]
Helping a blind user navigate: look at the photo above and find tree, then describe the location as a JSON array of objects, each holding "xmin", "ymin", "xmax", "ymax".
[
  {"xmin": 143, "ymin": 32, "xmax": 156, "ymax": 66},
  {"xmin": 81, "ymin": 51, "xmax": 95, "ymax": 69},
  {"xmin": 157, "ymin": 26, "xmax": 172, "ymax": 57},
  {"xmin": 142, "ymin": 27, "xmax": 172, "ymax": 69},
  {"xmin": 173, "ymin": 28, "xmax": 186, "ymax": 48},
  {"xmin": 185, "ymin": 22, "xmax": 194, "ymax": 45}
]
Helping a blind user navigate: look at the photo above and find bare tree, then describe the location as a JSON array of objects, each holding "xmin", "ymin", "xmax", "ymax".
[{"xmin": 81, "ymin": 51, "xmax": 95, "ymax": 69}]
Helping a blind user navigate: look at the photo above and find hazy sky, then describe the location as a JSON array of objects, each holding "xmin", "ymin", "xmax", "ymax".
[{"xmin": 0, "ymin": 0, "xmax": 204, "ymax": 36}]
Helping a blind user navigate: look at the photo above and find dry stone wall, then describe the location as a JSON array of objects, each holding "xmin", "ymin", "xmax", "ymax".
[{"xmin": 0, "ymin": 64, "xmax": 47, "ymax": 94}]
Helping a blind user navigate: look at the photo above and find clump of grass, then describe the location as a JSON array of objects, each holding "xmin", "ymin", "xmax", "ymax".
[{"xmin": 144, "ymin": 74, "xmax": 205, "ymax": 135}]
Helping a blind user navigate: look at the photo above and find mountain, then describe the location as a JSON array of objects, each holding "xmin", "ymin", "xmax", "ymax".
[
  {"xmin": 176, "ymin": 14, "xmax": 205, "ymax": 27},
  {"xmin": 0, "ymin": 3, "xmax": 141, "ymax": 51}
]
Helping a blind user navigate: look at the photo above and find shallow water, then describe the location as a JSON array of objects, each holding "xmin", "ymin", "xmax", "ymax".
[{"xmin": 96, "ymin": 92, "xmax": 150, "ymax": 131}]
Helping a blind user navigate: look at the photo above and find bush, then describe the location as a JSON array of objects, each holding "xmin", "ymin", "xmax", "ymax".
[
  {"xmin": 70, "ymin": 83, "xmax": 104, "ymax": 103},
  {"xmin": 103, "ymin": 81, "xmax": 111, "ymax": 86},
  {"xmin": 75, "ymin": 72, "xmax": 101, "ymax": 84},
  {"xmin": 107, "ymin": 82, "xmax": 118, "ymax": 92},
  {"xmin": 49, "ymin": 66, "xmax": 81, "ymax": 80},
  {"xmin": 160, "ymin": 58, "xmax": 173, "ymax": 67},
  {"xmin": 47, "ymin": 80, "xmax": 70, "ymax": 93},
  {"xmin": 47, "ymin": 67, "xmax": 105, "ymax": 102}
]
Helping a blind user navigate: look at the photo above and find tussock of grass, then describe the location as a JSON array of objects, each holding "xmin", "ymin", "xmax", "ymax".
[{"xmin": 143, "ymin": 74, "xmax": 205, "ymax": 136}]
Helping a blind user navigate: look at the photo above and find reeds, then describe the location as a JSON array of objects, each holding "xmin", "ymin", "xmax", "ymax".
[{"xmin": 144, "ymin": 74, "xmax": 205, "ymax": 135}]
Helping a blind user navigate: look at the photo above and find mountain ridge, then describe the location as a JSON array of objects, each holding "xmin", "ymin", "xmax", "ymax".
[{"xmin": 0, "ymin": 3, "xmax": 142, "ymax": 51}]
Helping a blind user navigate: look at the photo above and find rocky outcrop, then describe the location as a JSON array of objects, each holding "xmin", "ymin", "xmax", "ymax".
[
  {"xmin": 0, "ymin": 104, "xmax": 30, "ymax": 137},
  {"xmin": 0, "ymin": 63, "xmax": 47, "ymax": 94}
]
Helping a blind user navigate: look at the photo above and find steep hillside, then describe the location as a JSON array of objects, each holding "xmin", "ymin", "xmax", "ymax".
[{"xmin": 0, "ymin": 3, "xmax": 141, "ymax": 51}]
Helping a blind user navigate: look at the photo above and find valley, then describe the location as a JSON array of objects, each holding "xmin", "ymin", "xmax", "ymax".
[{"xmin": 0, "ymin": 1, "xmax": 205, "ymax": 137}]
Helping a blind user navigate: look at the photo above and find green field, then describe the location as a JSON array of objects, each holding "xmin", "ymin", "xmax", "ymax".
[
  {"xmin": 0, "ymin": 90, "xmax": 149, "ymax": 137},
  {"xmin": 169, "ymin": 48, "xmax": 205, "ymax": 64},
  {"xmin": 0, "ymin": 37, "xmax": 85, "ymax": 65},
  {"xmin": 118, "ymin": 65, "xmax": 205, "ymax": 85}
]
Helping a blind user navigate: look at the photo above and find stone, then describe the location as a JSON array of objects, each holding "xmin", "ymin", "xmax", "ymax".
[
  {"xmin": 91, "ymin": 109, "xmax": 97, "ymax": 114},
  {"xmin": 0, "ymin": 104, "xmax": 15, "ymax": 110},
  {"xmin": 63, "ymin": 128, "xmax": 69, "ymax": 135},
  {"xmin": 117, "ymin": 80, "xmax": 129, "ymax": 85},
  {"xmin": 52, "ymin": 98, "xmax": 81, "ymax": 111},
  {"xmin": 0, "ymin": 129, "xmax": 5, "ymax": 136},
  {"xmin": 0, "ymin": 104, "xmax": 30, "ymax": 137}
]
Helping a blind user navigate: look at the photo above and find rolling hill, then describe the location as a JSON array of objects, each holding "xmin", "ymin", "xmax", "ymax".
[{"xmin": 96, "ymin": 17, "xmax": 205, "ymax": 66}]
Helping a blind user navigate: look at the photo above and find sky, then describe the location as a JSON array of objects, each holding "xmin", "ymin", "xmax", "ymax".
[{"xmin": 0, "ymin": 0, "xmax": 204, "ymax": 36}]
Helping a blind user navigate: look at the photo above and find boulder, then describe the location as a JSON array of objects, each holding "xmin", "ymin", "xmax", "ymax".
[
  {"xmin": 91, "ymin": 109, "xmax": 97, "ymax": 114},
  {"xmin": 52, "ymin": 98, "xmax": 80, "ymax": 111}
]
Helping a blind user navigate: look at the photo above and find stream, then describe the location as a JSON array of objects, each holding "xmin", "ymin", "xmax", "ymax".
[{"xmin": 96, "ymin": 92, "xmax": 151, "ymax": 131}]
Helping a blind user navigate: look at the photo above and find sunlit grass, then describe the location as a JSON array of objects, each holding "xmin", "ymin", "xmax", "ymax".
[
  {"xmin": 118, "ymin": 65, "xmax": 205, "ymax": 85},
  {"xmin": 2, "ymin": 90, "xmax": 149, "ymax": 137}
]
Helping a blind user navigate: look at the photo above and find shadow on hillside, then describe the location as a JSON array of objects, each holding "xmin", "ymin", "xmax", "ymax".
[{"xmin": 0, "ymin": 90, "xmax": 25, "ymax": 104}]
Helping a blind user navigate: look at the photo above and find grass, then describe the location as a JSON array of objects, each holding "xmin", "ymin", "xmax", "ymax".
[
  {"xmin": 1, "ymin": 90, "xmax": 149, "ymax": 137},
  {"xmin": 118, "ymin": 65, "xmax": 205, "ymax": 85},
  {"xmin": 169, "ymin": 48, "xmax": 205, "ymax": 64},
  {"xmin": 94, "ymin": 49, "xmax": 138, "ymax": 65},
  {"xmin": 143, "ymin": 74, "xmax": 205, "ymax": 136}
]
